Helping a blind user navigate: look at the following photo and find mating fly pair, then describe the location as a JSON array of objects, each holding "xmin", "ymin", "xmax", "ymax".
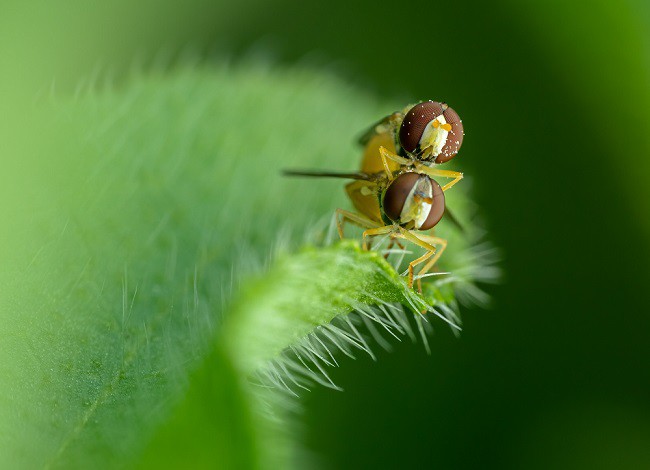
[{"xmin": 285, "ymin": 101, "xmax": 465, "ymax": 293}]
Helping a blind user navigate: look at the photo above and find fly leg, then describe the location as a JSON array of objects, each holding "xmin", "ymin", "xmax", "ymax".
[
  {"xmin": 383, "ymin": 236, "xmax": 406, "ymax": 259},
  {"xmin": 335, "ymin": 209, "xmax": 380, "ymax": 240},
  {"xmin": 412, "ymin": 234, "xmax": 448, "ymax": 288},
  {"xmin": 378, "ymin": 146, "xmax": 412, "ymax": 179},
  {"xmin": 392, "ymin": 227, "xmax": 438, "ymax": 292},
  {"xmin": 361, "ymin": 225, "xmax": 396, "ymax": 252},
  {"xmin": 413, "ymin": 163, "xmax": 463, "ymax": 191}
]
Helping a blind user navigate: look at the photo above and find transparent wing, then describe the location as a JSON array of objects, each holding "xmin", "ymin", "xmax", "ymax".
[{"xmin": 356, "ymin": 112, "xmax": 402, "ymax": 147}]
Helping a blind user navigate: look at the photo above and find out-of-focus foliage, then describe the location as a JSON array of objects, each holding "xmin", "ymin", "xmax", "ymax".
[{"xmin": 1, "ymin": 0, "xmax": 649, "ymax": 468}]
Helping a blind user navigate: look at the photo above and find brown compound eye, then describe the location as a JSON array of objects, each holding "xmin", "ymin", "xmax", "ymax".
[
  {"xmin": 383, "ymin": 173, "xmax": 445, "ymax": 230},
  {"xmin": 398, "ymin": 101, "xmax": 464, "ymax": 163},
  {"xmin": 383, "ymin": 173, "xmax": 420, "ymax": 223}
]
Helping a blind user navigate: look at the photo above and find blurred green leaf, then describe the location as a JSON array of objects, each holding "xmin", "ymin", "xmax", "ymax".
[{"xmin": 505, "ymin": 0, "xmax": 650, "ymax": 233}]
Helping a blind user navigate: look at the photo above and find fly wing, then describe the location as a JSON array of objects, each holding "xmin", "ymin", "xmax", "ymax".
[{"xmin": 356, "ymin": 112, "xmax": 403, "ymax": 147}]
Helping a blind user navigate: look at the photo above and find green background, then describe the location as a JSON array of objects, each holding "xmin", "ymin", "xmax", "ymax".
[{"xmin": 3, "ymin": 0, "xmax": 650, "ymax": 468}]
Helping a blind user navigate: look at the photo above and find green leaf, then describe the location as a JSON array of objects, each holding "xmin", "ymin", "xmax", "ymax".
[
  {"xmin": 0, "ymin": 63, "xmax": 492, "ymax": 468},
  {"xmin": 222, "ymin": 241, "xmax": 448, "ymax": 376}
]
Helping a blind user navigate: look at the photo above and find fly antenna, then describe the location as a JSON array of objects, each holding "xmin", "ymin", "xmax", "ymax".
[{"xmin": 282, "ymin": 169, "xmax": 374, "ymax": 181}]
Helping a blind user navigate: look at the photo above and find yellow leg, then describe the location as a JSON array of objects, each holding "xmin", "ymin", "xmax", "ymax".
[
  {"xmin": 393, "ymin": 227, "xmax": 437, "ymax": 291},
  {"xmin": 379, "ymin": 146, "xmax": 412, "ymax": 179},
  {"xmin": 383, "ymin": 236, "xmax": 406, "ymax": 260},
  {"xmin": 414, "ymin": 163, "xmax": 463, "ymax": 191},
  {"xmin": 335, "ymin": 209, "xmax": 380, "ymax": 240},
  {"xmin": 383, "ymin": 238, "xmax": 395, "ymax": 259},
  {"xmin": 361, "ymin": 225, "xmax": 395, "ymax": 251},
  {"xmin": 413, "ymin": 235, "xmax": 447, "ymax": 284},
  {"xmin": 377, "ymin": 147, "xmax": 463, "ymax": 191},
  {"xmin": 360, "ymin": 225, "xmax": 446, "ymax": 293}
]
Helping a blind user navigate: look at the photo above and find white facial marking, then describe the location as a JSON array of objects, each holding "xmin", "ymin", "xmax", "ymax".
[
  {"xmin": 399, "ymin": 177, "xmax": 433, "ymax": 229},
  {"xmin": 419, "ymin": 115, "xmax": 449, "ymax": 157}
]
